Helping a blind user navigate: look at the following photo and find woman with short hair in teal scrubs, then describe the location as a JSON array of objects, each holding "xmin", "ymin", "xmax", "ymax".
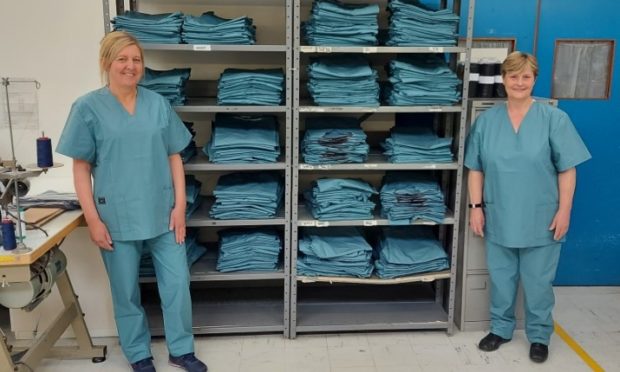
[
  {"xmin": 464, "ymin": 51, "xmax": 591, "ymax": 363},
  {"xmin": 57, "ymin": 31, "xmax": 207, "ymax": 372}
]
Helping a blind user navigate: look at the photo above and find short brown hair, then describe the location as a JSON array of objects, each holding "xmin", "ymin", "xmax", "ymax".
[
  {"xmin": 99, "ymin": 31, "xmax": 144, "ymax": 84},
  {"xmin": 501, "ymin": 51, "xmax": 538, "ymax": 78}
]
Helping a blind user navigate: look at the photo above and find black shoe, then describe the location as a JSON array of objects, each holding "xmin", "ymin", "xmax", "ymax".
[
  {"xmin": 530, "ymin": 343, "xmax": 549, "ymax": 363},
  {"xmin": 478, "ymin": 333, "xmax": 511, "ymax": 352}
]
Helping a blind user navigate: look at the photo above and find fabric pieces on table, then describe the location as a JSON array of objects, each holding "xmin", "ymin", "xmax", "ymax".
[
  {"xmin": 373, "ymin": 226, "xmax": 449, "ymax": 278},
  {"xmin": 297, "ymin": 227, "xmax": 374, "ymax": 277},
  {"xmin": 139, "ymin": 67, "xmax": 191, "ymax": 106},
  {"xmin": 386, "ymin": 0, "xmax": 460, "ymax": 46},
  {"xmin": 217, "ymin": 68, "xmax": 285, "ymax": 106},
  {"xmin": 304, "ymin": 178, "xmax": 377, "ymax": 220},
  {"xmin": 204, "ymin": 114, "xmax": 280, "ymax": 163},
  {"xmin": 384, "ymin": 55, "xmax": 461, "ymax": 106},
  {"xmin": 113, "ymin": 11, "xmax": 184, "ymax": 44},
  {"xmin": 380, "ymin": 172, "xmax": 446, "ymax": 224},
  {"xmin": 210, "ymin": 172, "xmax": 284, "ymax": 219},
  {"xmin": 307, "ymin": 55, "xmax": 380, "ymax": 106},
  {"xmin": 303, "ymin": 0, "xmax": 380, "ymax": 45},
  {"xmin": 182, "ymin": 11, "xmax": 256, "ymax": 45},
  {"xmin": 382, "ymin": 122, "xmax": 453, "ymax": 163},
  {"xmin": 216, "ymin": 228, "xmax": 282, "ymax": 272},
  {"xmin": 302, "ymin": 116, "xmax": 369, "ymax": 164}
]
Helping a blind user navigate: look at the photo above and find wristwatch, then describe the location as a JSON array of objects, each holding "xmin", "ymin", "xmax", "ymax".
[{"xmin": 468, "ymin": 203, "xmax": 484, "ymax": 208}]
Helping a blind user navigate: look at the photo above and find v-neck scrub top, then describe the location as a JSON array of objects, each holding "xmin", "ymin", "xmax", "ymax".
[
  {"xmin": 464, "ymin": 101, "xmax": 591, "ymax": 248},
  {"xmin": 57, "ymin": 87, "xmax": 191, "ymax": 241}
]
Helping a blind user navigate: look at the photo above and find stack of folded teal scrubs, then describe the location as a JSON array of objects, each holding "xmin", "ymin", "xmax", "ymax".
[
  {"xmin": 140, "ymin": 67, "xmax": 191, "ymax": 106},
  {"xmin": 297, "ymin": 227, "xmax": 374, "ymax": 277},
  {"xmin": 216, "ymin": 228, "xmax": 282, "ymax": 272},
  {"xmin": 185, "ymin": 175, "xmax": 203, "ymax": 218},
  {"xmin": 113, "ymin": 11, "xmax": 183, "ymax": 43},
  {"xmin": 373, "ymin": 226, "xmax": 449, "ymax": 278},
  {"xmin": 380, "ymin": 172, "xmax": 446, "ymax": 224},
  {"xmin": 210, "ymin": 172, "xmax": 283, "ymax": 219},
  {"xmin": 386, "ymin": 0, "xmax": 460, "ymax": 46},
  {"xmin": 304, "ymin": 178, "xmax": 377, "ymax": 220},
  {"xmin": 385, "ymin": 55, "xmax": 461, "ymax": 106},
  {"xmin": 205, "ymin": 114, "xmax": 280, "ymax": 163},
  {"xmin": 182, "ymin": 11, "xmax": 256, "ymax": 44},
  {"xmin": 180, "ymin": 122, "xmax": 197, "ymax": 164},
  {"xmin": 217, "ymin": 68, "xmax": 284, "ymax": 105},
  {"xmin": 139, "ymin": 230, "xmax": 207, "ymax": 277},
  {"xmin": 303, "ymin": 0, "xmax": 379, "ymax": 45},
  {"xmin": 301, "ymin": 116, "xmax": 369, "ymax": 164},
  {"xmin": 307, "ymin": 55, "xmax": 380, "ymax": 106},
  {"xmin": 382, "ymin": 123, "xmax": 453, "ymax": 163}
]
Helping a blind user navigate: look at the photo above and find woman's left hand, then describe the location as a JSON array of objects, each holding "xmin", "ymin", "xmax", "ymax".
[
  {"xmin": 549, "ymin": 208, "xmax": 571, "ymax": 240},
  {"xmin": 169, "ymin": 205, "xmax": 187, "ymax": 244}
]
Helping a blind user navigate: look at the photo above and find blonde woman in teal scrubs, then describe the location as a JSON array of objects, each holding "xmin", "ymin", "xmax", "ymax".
[
  {"xmin": 57, "ymin": 32, "xmax": 207, "ymax": 372},
  {"xmin": 464, "ymin": 51, "xmax": 591, "ymax": 363}
]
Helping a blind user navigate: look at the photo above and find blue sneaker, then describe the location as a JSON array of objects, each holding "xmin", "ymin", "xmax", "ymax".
[
  {"xmin": 169, "ymin": 352, "xmax": 208, "ymax": 372},
  {"xmin": 131, "ymin": 357, "xmax": 156, "ymax": 372}
]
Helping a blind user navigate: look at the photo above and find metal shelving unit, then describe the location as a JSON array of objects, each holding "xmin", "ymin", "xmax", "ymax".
[
  {"xmin": 290, "ymin": 0, "xmax": 475, "ymax": 337},
  {"xmin": 105, "ymin": 0, "xmax": 293, "ymax": 337}
]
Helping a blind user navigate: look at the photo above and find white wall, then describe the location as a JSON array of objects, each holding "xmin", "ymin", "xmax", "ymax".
[{"xmin": 1, "ymin": 0, "xmax": 118, "ymax": 337}]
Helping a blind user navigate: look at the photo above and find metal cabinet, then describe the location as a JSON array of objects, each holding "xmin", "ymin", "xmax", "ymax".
[{"xmin": 104, "ymin": 0, "xmax": 293, "ymax": 337}]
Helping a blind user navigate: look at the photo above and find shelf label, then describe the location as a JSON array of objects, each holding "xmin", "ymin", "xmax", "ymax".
[
  {"xmin": 363, "ymin": 163, "xmax": 378, "ymax": 169},
  {"xmin": 315, "ymin": 221, "xmax": 330, "ymax": 227},
  {"xmin": 428, "ymin": 107, "xmax": 443, "ymax": 112},
  {"xmin": 299, "ymin": 221, "xmax": 315, "ymax": 227},
  {"xmin": 362, "ymin": 47, "xmax": 377, "ymax": 53},
  {"xmin": 317, "ymin": 164, "xmax": 332, "ymax": 170},
  {"xmin": 419, "ymin": 221, "xmax": 437, "ymax": 225},
  {"xmin": 363, "ymin": 220, "xmax": 378, "ymax": 226},
  {"xmin": 317, "ymin": 46, "xmax": 332, "ymax": 53},
  {"xmin": 193, "ymin": 45, "xmax": 212, "ymax": 51},
  {"xmin": 428, "ymin": 47, "xmax": 444, "ymax": 53},
  {"xmin": 305, "ymin": 107, "xmax": 326, "ymax": 113},
  {"xmin": 423, "ymin": 164, "xmax": 437, "ymax": 169},
  {"xmin": 299, "ymin": 164, "xmax": 314, "ymax": 170}
]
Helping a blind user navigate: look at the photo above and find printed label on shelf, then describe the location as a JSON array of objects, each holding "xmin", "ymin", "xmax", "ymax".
[
  {"xmin": 363, "ymin": 220, "xmax": 378, "ymax": 226},
  {"xmin": 315, "ymin": 221, "xmax": 330, "ymax": 227},
  {"xmin": 317, "ymin": 46, "xmax": 333, "ymax": 53},
  {"xmin": 423, "ymin": 164, "xmax": 437, "ymax": 169},
  {"xmin": 428, "ymin": 107, "xmax": 443, "ymax": 112},
  {"xmin": 317, "ymin": 164, "xmax": 332, "ymax": 170},
  {"xmin": 363, "ymin": 163, "xmax": 378, "ymax": 169},
  {"xmin": 193, "ymin": 45, "xmax": 212, "ymax": 51},
  {"xmin": 299, "ymin": 221, "xmax": 315, "ymax": 227},
  {"xmin": 419, "ymin": 220, "xmax": 437, "ymax": 225},
  {"xmin": 305, "ymin": 107, "xmax": 326, "ymax": 112},
  {"xmin": 362, "ymin": 47, "xmax": 378, "ymax": 53},
  {"xmin": 428, "ymin": 47, "xmax": 444, "ymax": 53},
  {"xmin": 299, "ymin": 164, "xmax": 314, "ymax": 170}
]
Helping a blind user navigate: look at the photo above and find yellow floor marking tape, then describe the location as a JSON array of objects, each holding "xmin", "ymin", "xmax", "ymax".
[{"xmin": 555, "ymin": 321, "xmax": 605, "ymax": 371}]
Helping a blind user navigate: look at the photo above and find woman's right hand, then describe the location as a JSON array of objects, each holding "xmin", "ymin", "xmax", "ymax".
[
  {"xmin": 469, "ymin": 208, "xmax": 485, "ymax": 237},
  {"xmin": 87, "ymin": 219, "xmax": 114, "ymax": 250}
]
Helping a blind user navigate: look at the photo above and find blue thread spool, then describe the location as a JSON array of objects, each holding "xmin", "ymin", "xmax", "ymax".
[
  {"xmin": 37, "ymin": 132, "xmax": 54, "ymax": 168},
  {"xmin": 1, "ymin": 219, "xmax": 17, "ymax": 251}
]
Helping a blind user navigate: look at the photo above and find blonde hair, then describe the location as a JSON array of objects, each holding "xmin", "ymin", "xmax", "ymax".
[
  {"xmin": 501, "ymin": 51, "xmax": 539, "ymax": 78},
  {"xmin": 99, "ymin": 31, "xmax": 144, "ymax": 84}
]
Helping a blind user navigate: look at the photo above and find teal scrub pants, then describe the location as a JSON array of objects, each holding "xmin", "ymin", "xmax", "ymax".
[
  {"xmin": 101, "ymin": 231, "xmax": 194, "ymax": 363},
  {"xmin": 486, "ymin": 241, "xmax": 561, "ymax": 345}
]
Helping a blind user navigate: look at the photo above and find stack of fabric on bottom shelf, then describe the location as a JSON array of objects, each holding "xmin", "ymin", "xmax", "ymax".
[
  {"xmin": 373, "ymin": 226, "xmax": 449, "ymax": 278},
  {"xmin": 382, "ymin": 123, "xmax": 453, "ymax": 163},
  {"xmin": 304, "ymin": 178, "xmax": 377, "ymax": 220},
  {"xmin": 216, "ymin": 229, "xmax": 282, "ymax": 272},
  {"xmin": 297, "ymin": 227, "xmax": 373, "ymax": 278},
  {"xmin": 139, "ymin": 230, "xmax": 207, "ymax": 277},
  {"xmin": 380, "ymin": 172, "xmax": 446, "ymax": 224},
  {"xmin": 301, "ymin": 116, "xmax": 369, "ymax": 164},
  {"xmin": 210, "ymin": 172, "xmax": 283, "ymax": 219}
]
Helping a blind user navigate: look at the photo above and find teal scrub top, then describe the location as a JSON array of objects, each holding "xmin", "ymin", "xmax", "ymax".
[
  {"xmin": 464, "ymin": 101, "xmax": 591, "ymax": 248},
  {"xmin": 57, "ymin": 87, "xmax": 191, "ymax": 241}
]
